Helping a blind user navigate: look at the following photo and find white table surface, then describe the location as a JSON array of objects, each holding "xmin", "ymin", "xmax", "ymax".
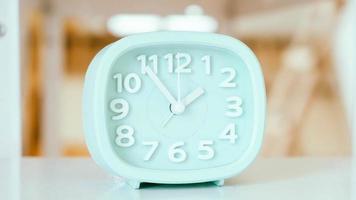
[{"xmin": 0, "ymin": 157, "xmax": 353, "ymax": 200}]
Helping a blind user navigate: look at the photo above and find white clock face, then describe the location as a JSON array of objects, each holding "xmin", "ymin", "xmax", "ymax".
[{"xmin": 105, "ymin": 44, "xmax": 255, "ymax": 170}]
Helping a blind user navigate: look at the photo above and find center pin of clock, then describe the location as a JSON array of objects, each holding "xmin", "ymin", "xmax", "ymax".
[{"xmin": 170, "ymin": 103, "xmax": 186, "ymax": 115}]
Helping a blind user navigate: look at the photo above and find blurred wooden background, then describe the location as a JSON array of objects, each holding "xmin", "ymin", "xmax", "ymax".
[{"xmin": 21, "ymin": 0, "xmax": 351, "ymax": 157}]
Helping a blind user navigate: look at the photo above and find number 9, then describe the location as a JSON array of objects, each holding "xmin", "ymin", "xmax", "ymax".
[{"xmin": 110, "ymin": 98, "xmax": 129, "ymax": 120}]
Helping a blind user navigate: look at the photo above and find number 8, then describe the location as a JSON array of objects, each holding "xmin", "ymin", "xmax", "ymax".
[{"xmin": 115, "ymin": 125, "xmax": 135, "ymax": 147}]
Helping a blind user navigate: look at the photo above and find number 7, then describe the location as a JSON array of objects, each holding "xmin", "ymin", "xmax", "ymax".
[{"xmin": 142, "ymin": 141, "xmax": 159, "ymax": 161}]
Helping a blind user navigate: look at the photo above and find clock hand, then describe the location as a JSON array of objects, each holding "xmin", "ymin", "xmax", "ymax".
[
  {"xmin": 161, "ymin": 67, "xmax": 182, "ymax": 128},
  {"xmin": 161, "ymin": 112, "xmax": 174, "ymax": 127},
  {"xmin": 161, "ymin": 87, "xmax": 204, "ymax": 127},
  {"xmin": 144, "ymin": 67, "xmax": 178, "ymax": 105},
  {"xmin": 161, "ymin": 66, "xmax": 182, "ymax": 128},
  {"xmin": 177, "ymin": 68, "xmax": 181, "ymax": 103},
  {"xmin": 162, "ymin": 66, "xmax": 185, "ymax": 127},
  {"xmin": 182, "ymin": 87, "xmax": 205, "ymax": 106}
]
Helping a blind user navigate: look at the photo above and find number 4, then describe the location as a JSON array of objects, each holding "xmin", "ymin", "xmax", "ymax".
[{"xmin": 219, "ymin": 123, "xmax": 238, "ymax": 144}]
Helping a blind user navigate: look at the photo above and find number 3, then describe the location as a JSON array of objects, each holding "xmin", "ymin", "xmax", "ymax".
[{"xmin": 226, "ymin": 96, "xmax": 243, "ymax": 117}]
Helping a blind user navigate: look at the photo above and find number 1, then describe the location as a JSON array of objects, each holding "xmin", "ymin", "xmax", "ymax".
[{"xmin": 201, "ymin": 55, "xmax": 211, "ymax": 75}]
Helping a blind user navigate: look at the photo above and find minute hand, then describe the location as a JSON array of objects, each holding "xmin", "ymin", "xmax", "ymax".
[
  {"xmin": 145, "ymin": 67, "xmax": 178, "ymax": 105},
  {"xmin": 182, "ymin": 87, "xmax": 205, "ymax": 106}
]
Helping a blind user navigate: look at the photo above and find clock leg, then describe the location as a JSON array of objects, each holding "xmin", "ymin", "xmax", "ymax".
[
  {"xmin": 213, "ymin": 179, "xmax": 224, "ymax": 187},
  {"xmin": 126, "ymin": 180, "xmax": 141, "ymax": 189}
]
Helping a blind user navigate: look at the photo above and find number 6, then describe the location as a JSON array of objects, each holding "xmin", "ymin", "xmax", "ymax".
[{"xmin": 168, "ymin": 142, "xmax": 187, "ymax": 163}]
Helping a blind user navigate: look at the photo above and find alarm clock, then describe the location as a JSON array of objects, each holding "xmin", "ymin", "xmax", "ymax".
[{"xmin": 83, "ymin": 32, "xmax": 266, "ymax": 189}]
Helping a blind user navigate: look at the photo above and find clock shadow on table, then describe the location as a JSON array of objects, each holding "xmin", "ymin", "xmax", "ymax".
[
  {"xmin": 99, "ymin": 158, "xmax": 344, "ymax": 200},
  {"xmin": 136, "ymin": 158, "xmax": 336, "ymax": 188},
  {"xmin": 138, "ymin": 181, "xmax": 218, "ymax": 189},
  {"xmin": 102, "ymin": 181, "xmax": 225, "ymax": 200}
]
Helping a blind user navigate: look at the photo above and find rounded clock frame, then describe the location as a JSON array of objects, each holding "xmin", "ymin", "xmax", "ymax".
[{"xmin": 83, "ymin": 31, "xmax": 266, "ymax": 186}]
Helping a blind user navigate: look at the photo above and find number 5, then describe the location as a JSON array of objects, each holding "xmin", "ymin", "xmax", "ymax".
[{"xmin": 198, "ymin": 140, "xmax": 214, "ymax": 160}]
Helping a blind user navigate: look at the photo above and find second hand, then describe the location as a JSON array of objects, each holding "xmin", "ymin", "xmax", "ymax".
[
  {"xmin": 161, "ymin": 112, "xmax": 174, "ymax": 127},
  {"xmin": 162, "ymin": 67, "xmax": 181, "ymax": 128},
  {"xmin": 177, "ymin": 67, "xmax": 181, "ymax": 103}
]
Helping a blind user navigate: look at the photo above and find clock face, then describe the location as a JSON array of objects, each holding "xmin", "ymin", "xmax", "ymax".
[{"xmin": 105, "ymin": 44, "xmax": 255, "ymax": 170}]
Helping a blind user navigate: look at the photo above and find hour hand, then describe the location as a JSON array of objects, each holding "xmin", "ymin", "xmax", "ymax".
[
  {"xmin": 144, "ymin": 67, "xmax": 178, "ymax": 105},
  {"xmin": 182, "ymin": 87, "xmax": 205, "ymax": 107}
]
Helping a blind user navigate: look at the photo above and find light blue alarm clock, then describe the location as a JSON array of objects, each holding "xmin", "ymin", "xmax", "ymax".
[{"xmin": 83, "ymin": 31, "xmax": 266, "ymax": 189}]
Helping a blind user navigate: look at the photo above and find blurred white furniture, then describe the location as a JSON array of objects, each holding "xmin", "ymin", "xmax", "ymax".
[
  {"xmin": 0, "ymin": 0, "xmax": 20, "ymax": 159},
  {"xmin": 335, "ymin": 0, "xmax": 356, "ymax": 154},
  {"xmin": 0, "ymin": 157, "xmax": 351, "ymax": 200},
  {"xmin": 0, "ymin": 1, "xmax": 21, "ymax": 200}
]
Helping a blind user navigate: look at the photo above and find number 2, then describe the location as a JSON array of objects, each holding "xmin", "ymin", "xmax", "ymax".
[
  {"xmin": 175, "ymin": 53, "xmax": 192, "ymax": 73},
  {"xmin": 220, "ymin": 67, "xmax": 236, "ymax": 88}
]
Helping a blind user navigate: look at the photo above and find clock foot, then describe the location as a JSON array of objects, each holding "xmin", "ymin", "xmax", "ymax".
[
  {"xmin": 213, "ymin": 179, "xmax": 224, "ymax": 187},
  {"xmin": 126, "ymin": 180, "xmax": 141, "ymax": 189}
]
